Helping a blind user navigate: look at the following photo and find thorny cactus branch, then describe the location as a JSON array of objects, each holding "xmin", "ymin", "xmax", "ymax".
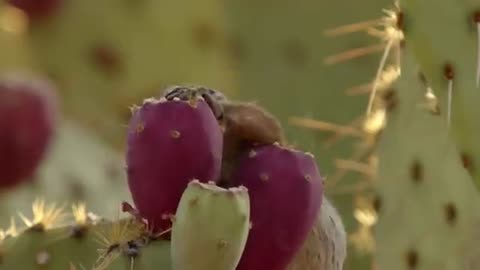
[
  {"xmin": 398, "ymin": 0, "xmax": 480, "ymax": 189},
  {"xmin": 296, "ymin": 1, "xmax": 480, "ymax": 270},
  {"xmin": 0, "ymin": 200, "xmax": 170, "ymax": 270},
  {"xmin": 373, "ymin": 48, "xmax": 480, "ymax": 270}
]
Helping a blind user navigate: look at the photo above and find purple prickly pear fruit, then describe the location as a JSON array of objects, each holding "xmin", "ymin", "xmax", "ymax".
[
  {"xmin": 7, "ymin": 0, "xmax": 62, "ymax": 20},
  {"xmin": 126, "ymin": 96, "xmax": 223, "ymax": 233},
  {"xmin": 0, "ymin": 74, "xmax": 57, "ymax": 190},
  {"xmin": 231, "ymin": 143, "xmax": 323, "ymax": 270}
]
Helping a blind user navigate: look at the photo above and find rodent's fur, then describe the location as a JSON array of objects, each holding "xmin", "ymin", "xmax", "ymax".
[{"xmin": 218, "ymin": 101, "xmax": 286, "ymax": 187}]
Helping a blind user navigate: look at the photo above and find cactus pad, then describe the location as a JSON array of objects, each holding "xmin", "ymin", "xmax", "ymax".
[
  {"xmin": 125, "ymin": 95, "xmax": 223, "ymax": 233},
  {"xmin": 399, "ymin": 0, "xmax": 480, "ymax": 189},
  {"xmin": 171, "ymin": 180, "xmax": 250, "ymax": 270},
  {"xmin": 373, "ymin": 50, "xmax": 480, "ymax": 270},
  {"xmin": 0, "ymin": 201, "xmax": 172, "ymax": 270},
  {"xmin": 22, "ymin": 0, "xmax": 236, "ymax": 148}
]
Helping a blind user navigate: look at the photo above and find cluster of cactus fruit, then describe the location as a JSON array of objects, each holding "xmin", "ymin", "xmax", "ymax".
[
  {"xmin": 0, "ymin": 73, "xmax": 346, "ymax": 269},
  {"xmin": 118, "ymin": 86, "xmax": 339, "ymax": 270}
]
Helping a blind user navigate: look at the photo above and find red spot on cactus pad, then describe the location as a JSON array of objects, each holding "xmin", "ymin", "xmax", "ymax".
[
  {"xmin": 125, "ymin": 97, "xmax": 223, "ymax": 233},
  {"xmin": 232, "ymin": 144, "xmax": 323, "ymax": 270},
  {"xmin": 0, "ymin": 75, "xmax": 57, "ymax": 189},
  {"xmin": 8, "ymin": 0, "xmax": 62, "ymax": 20}
]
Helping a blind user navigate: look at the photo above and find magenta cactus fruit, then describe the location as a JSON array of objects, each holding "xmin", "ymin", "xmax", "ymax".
[
  {"xmin": 231, "ymin": 143, "xmax": 324, "ymax": 270},
  {"xmin": 7, "ymin": 0, "xmax": 62, "ymax": 20},
  {"xmin": 125, "ymin": 96, "xmax": 223, "ymax": 233},
  {"xmin": 0, "ymin": 74, "xmax": 57, "ymax": 190}
]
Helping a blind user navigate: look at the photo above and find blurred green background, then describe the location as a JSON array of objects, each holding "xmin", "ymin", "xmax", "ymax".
[{"xmin": 0, "ymin": 0, "xmax": 390, "ymax": 269}]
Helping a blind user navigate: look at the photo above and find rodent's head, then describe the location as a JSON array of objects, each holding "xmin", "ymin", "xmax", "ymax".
[
  {"xmin": 162, "ymin": 85, "xmax": 227, "ymax": 121},
  {"xmin": 163, "ymin": 85, "xmax": 227, "ymax": 102}
]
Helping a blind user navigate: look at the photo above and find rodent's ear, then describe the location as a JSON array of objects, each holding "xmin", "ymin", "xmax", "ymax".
[{"xmin": 224, "ymin": 102, "xmax": 286, "ymax": 145}]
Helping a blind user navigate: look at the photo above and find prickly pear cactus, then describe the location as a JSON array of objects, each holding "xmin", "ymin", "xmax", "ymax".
[
  {"xmin": 171, "ymin": 180, "xmax": 250, "ymax": 270},
  {"xmin": 0, "ymin": 76, "xmax": 124, "ymax": 214},
  {"xmin": 0, "ymin": 119, "xmax": 130, "ymax": 227},
  {"xmin": 0, "ymin": 201, "xmax": 172, "ymax": 270},
  {"xmin": 397, "ymin": 0, "xmax": 480, "ymax": 189},
  {"xmin": 373, "ymin": 50, "xmax": 480, "ymax": 270}
]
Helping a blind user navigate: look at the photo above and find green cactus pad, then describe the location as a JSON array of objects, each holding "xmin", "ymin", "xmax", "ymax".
[
  {"xmin": 0, "ymin": 202, "xmax": 172, "ymax": 270},
  {"xmin": 373, "ymin": 49, "xmax": 480, "ymax": 270},
  {"xmin": 0, "ymin": 224, "xmax": 102, "ymax": 269},
  {"xmin": 23, "ymin": 0, "xmax": 236, "ymax": 148},
  {"xmin": 171, "ymin": 180, "xmax": 250, "ymax": 270},
  {"xmin": 400, "ymin": 0, "xmax": 480, "ymax": 188},
  {"xmin": 0, "ymin": 120, "xmax": 129, "ymax": 227}
]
